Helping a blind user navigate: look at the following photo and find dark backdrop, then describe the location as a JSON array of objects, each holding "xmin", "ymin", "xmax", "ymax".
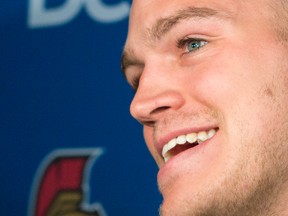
[{"xmin": 0, "ymin": 0, "xmax": 161, "ymax": 215}]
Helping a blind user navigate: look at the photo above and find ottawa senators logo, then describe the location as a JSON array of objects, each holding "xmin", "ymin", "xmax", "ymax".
[{"xmin": 28, "ymin": 148, "xmax": 106, "ymax": 216}]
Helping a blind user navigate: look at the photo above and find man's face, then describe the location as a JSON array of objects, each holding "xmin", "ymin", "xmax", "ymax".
[{"xmin": 123, "ymin": 0, "xmax": 288, "ymax": 215}]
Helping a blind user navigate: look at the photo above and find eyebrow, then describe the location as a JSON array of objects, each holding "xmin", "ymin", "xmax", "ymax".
[
  {"xmin": 121, "ymin": 7, "xmax": 227, "ymax": 75},
  {"xmin": 149, "ymin": 7, "xmax": 220, "ymax": 41}
]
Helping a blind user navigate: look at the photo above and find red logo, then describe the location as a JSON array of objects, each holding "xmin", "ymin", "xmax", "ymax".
[{"xmin": 28, "ymin": 148, "xmax": 106, "ymax": 216}]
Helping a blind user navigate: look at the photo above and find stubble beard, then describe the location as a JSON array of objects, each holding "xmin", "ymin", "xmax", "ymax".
[{"xmin": 158, "ymin": 120, "xmax": 288, "ymax": 216}]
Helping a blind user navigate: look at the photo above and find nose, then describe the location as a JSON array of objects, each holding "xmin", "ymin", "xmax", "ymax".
[{"xmin": 130, "ymin": 77, "xmax": 185, "ymax": 126}]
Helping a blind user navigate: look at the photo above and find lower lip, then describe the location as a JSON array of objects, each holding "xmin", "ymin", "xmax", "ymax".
[{"xmin": 157, "ymin": 132, "xmax": 220, "ymax": 186}]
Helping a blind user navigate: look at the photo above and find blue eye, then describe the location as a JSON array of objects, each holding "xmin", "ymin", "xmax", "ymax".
[
  {"xmin": 186, "ymin": 40, "xmax": 208, "ymax": 53},
  {"xmin": 177, "ymin": 37, "xmax": 208, "ymax": 54}
]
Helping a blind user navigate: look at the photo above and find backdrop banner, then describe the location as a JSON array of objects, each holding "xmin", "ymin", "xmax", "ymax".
[{"xmin": 1, "ymin": 1, "xmax": 161, "ymax": 215}]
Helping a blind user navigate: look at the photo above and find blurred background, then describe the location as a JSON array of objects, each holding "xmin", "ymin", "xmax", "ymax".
[{"xmin": 0, "ymin": 0, "xmax": 161, "ymax": 215}]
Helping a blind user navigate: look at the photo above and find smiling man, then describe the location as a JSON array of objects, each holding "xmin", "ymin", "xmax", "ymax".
[{"xmin": 121, "ymin": 0, "xmax": 288, "ymax": 215}]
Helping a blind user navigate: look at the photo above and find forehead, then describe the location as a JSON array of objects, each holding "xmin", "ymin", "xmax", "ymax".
[
  {"xmin": 128, "ymin": 0, "xmax": 238, "ymax": 35},
  {"xmin": 130, "ymin": 0, "xmax": 238, "ymax": 17}
]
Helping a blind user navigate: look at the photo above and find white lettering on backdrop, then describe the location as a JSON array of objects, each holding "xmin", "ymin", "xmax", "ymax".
[{"xmin": 28, "ymin": 0, "xmax": 130, "ymax": 28}]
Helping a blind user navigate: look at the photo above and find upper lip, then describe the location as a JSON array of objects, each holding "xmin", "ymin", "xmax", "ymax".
[{"xmin": 155, "ymin": 125, "xmax": 219, "ymax": 160}]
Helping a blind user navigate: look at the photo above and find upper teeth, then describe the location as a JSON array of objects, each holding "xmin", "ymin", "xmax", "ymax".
[{"xmin": 162, "ymin": 129, "xmax": 216, "ymax": 162}]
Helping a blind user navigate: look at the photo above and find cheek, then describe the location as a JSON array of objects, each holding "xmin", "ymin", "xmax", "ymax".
[
  {"xmin": 185, "ymin": 48, "xmax": 281, "ymax": 139},
  {"xmin": 144, "ymin": 126, "xmax": 163, "ymax": 166},
  {"xmin": 184, "ymin": 59, "xmax": 242, "ymax": 111},
  {"xmin": 143, "ymin": 127, "xmax": 153, "ymax": 152},
  {"xmin": 193, "ymin": 45, "xmax": 288, "ymax": 147},
  {"xmin": 187, "ymin": 43, "xmax": 269, "ymax": 112}
]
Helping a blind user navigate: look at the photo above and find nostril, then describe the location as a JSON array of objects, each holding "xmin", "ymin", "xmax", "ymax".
[{"xmin": 150, "ymin": 106, "xmax": 171, "ymax": 115}]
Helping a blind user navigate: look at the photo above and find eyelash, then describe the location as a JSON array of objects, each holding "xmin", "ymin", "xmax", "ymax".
[
  {"xmin": 177, "ymin": 37, "xmax": 208, "ymax": 54},
  {"xmin": 131, "ymin": 76, "xmax": 140, "ymax": 91}
]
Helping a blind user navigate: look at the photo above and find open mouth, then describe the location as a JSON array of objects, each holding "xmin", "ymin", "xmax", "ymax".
[{"xmin": 162, "ymin": 128, "xmax": 218, "ymax": 162}]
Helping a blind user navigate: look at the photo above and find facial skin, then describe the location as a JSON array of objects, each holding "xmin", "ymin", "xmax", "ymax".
[{"xmin": 122, "ymin": 0, "xmax": 288, "ymax": 215}]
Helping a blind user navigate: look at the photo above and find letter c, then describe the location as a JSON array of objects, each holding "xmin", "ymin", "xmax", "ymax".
[{"xmin": 85, "ymin": 0, "xmax": 130, "ymax": 23}]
